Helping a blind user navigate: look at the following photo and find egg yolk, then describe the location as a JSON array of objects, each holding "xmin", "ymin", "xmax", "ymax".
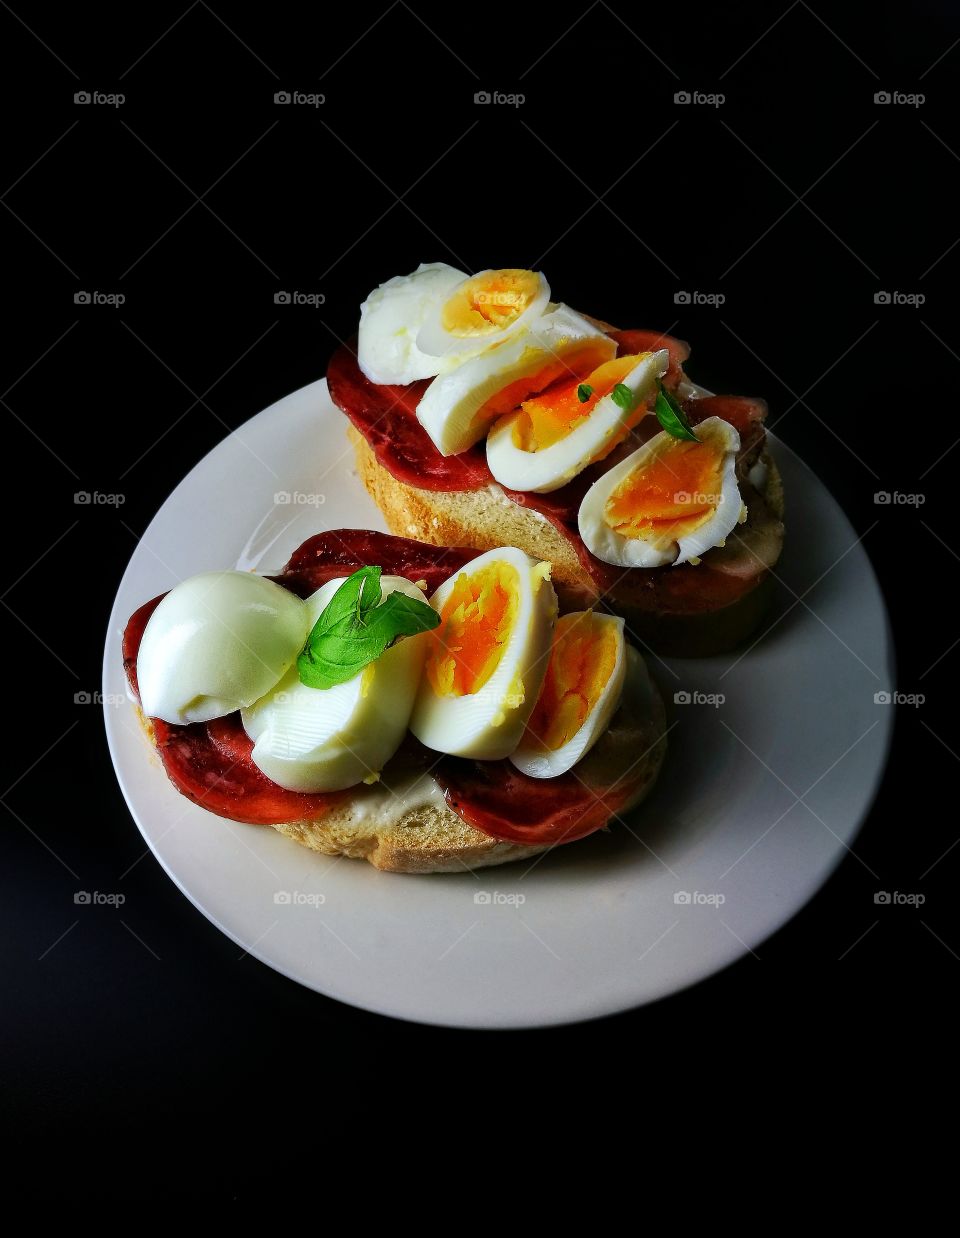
[
  {"xmin": 510, "ymin": 353, "xmax": 652, "ymax": 453},
  {"xmin": 441, "ymin": 269, "xmax": 540, "ymax": 339},
  {"xmin": 480, "ymin": 337, "xmax": 616, "ymax": 420},
  {"xmin": 524, "ymin": 613, "xmax": 619, "ymax": 751},
  {"xmin": 604, "ymin": 435, "xmax": 724, "ymax": 544},
  {"xmin": 426, "ymin": 563, "xmax": 519, "ymax": 697}
]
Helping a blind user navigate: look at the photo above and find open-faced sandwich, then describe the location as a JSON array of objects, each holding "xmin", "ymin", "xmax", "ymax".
[
  {"xmin": 123, "ymin": 531, "xmax": 666, "ymax": 873},
  {"xmin": 329, "ymin": 265, "xmax": 785, "ymax": 656}
]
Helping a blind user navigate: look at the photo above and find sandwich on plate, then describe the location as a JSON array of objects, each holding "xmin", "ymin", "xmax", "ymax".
[
  {"xmin": 329, "ymin": 264, "xmax": 784, "ymax": 655},
  {"xmin": 123, "ymin": 530, "xmax": 667, "ymax": 873}
]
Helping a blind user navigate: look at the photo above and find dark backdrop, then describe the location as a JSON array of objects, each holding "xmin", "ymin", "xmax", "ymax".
[{"xmin": 2, "ymin": 1, "xmax": 956, "ymax": 1192}]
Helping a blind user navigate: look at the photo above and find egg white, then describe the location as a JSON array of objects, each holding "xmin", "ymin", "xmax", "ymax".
[
  {"xmin": 416, "ymin": 304, "xmax": 616, "ymax": 457},
  {"xmin": 485, "ymin": 349, "xmax": 668, "ymax": 494},
  {"xmin": 357, "ymin": 262, "xmax": 467, "ymax": 385},
  {"xmin": 578, "ymin": 415, "xmax": 742, "ymax": 568},
  {"xmin": 241, "ymin": 575, "xmax": 429, "ymax": 793},
  {"xmin": 409, "ymin": 546, "xmax": 558, "ymax": 760},
  {"xmin": 510, "ymin": 612, "xmax": 627, "ymax": 779},
  {"xmin": 137, "ymin": 571, "xmax": 310, "ymax": 726}
]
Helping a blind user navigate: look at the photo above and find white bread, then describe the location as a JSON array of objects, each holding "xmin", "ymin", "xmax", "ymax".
[{"xmin": 349, "ymin": 424, "xmax": 785, "ymax": 655}]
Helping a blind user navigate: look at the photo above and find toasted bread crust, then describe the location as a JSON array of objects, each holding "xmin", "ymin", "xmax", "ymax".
[{"xmin": 349, "ymin": 424, "xmax": 784, "ymax": 655}]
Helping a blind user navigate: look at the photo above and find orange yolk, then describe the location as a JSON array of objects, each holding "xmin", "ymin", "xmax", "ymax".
[
  {"xmin": 480, "ymin": 337, "xmax": 615, "ymax": 420},
  {"xmin": 524, "ymin": 613, "xmax": 619, "ymax": 751},
  {"xmin": 604, "ymin": 437, "xmax": 724, "ymax": 543},
  {"xmin": 511, "ymin": 353, "xmax": 652, "ymax": 452},
  {"xmin": 441, "ymin": 269, "xmax": 540, "ymax": 338},
  {"xmin": 426, "ymin": 563, "xmax": 519, "ymax": 697}
]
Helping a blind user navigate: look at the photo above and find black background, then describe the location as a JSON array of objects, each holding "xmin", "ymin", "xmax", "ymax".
[{"xmin": 2, "ymin": 1, "xmax": 957, "ymax": 1192}]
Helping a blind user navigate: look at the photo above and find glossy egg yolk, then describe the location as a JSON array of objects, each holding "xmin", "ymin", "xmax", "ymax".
[
  {"xmin": 441, "ymin": 269, "xmax": 540, "ymax": 338},
  {"xmin": 524, "ymin": 612, "xmax": 619, "ymax": 750},
  {"xmin": 426, "ymin": 562, "xmax": 519, "ymax": 697},
  {"xmin": 480, "ymin": 336, "xmax": 617, "ymax": 420},
  {"xmin": 604, "ymin": 436, "xmax": 723, "ymax": 544},
  {"xmin": 511, "ymin": 353, "xmax": 651, "ymax": 452}
]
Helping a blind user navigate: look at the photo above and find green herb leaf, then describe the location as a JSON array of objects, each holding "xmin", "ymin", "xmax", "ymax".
[
  {"xmin": 654, "ymin": 382, "xmax": 700, "ymax": 442},
  {"xmin": 296, "ymin": 566, "xmax": 439, "ymax": 689},
  {"xmin": 611, "ymin": 382, "xmax": 636, "ymax": 412},
  {"xmin": 577, "ymin": 383, "xmax": 594, "ymax": 403}
]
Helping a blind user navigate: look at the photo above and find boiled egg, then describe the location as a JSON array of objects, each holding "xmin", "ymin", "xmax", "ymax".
[
  {"xmin": 137, "ymin": 571, "xmax": 310, "ymax": 725},
  {"xmin": 358, "ymin": 262, "xmax": 467, "ymax": 385},
  {"xmin": 241, "ymin": 575, "xmax": 429, "ymax": 792},
  {"xmin": 578, "ymin": 415, "xmax": 743, "ymax": 568},
  {"xmin": 510, "ymin": 611, "xmax": 626, "ymax": 779},
  {"xmin": 410, "ymin": 546, "xmax": 557, "ymax": 760},
  {"xmin": 416, "ymin": 268, "xmax": 550, "ymax": 360},
  {"xmin": 416, "ymin": 304, "xmax": 616, "ymax": 457},
  {"xmin": 486, "ymin": 349, "xmax": 668, "ymax": 493}
]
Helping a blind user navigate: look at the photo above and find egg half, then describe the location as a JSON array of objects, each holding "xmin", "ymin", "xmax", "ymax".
[
  {"xmin": 241, "ymin": 575, "xmax": 429, "ymax": 793},
  {"xmin": 416, "ymin": 304, "xmax": 616, "ymax": 457},
  {"xmin": 409, "ymin": 546, "xmax": 557, "ymax": 760},
  {"xmin": 486, "ymin": 349, "xmax": 668, "ymax": 493},
  {"xmin": 137, "ymin": 571, "xmax": 310, "ymax": 726},
  {"xmin": 416, "ymin": 268, "xmax": 550, "ymax": 360},
  {"xmin": 578, "ymin": 415, "xmax": 743, "ymax": 568},
  {"xmin": 357, "ymin": 262, "xmax": 467, "ymax": 385},
  {"xmin": 510, "ymin": 610, "xmax": 627, "ymax": 779}
]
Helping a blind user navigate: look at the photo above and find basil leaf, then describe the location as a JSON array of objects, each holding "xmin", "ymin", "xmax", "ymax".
[
  {"xmin": 577, "ymin": 383, "xmax": 594, "ymax": 403},
  {"xmin": 654, "ymin": 382, "xmax": 700, "ymax": 442},
  {"xmin": 611, "ymin": 382, "xmax": 636, "ymax": 412},
  {"xmin": 296, "ymin": 566, "xmax": 440, "ymax": 689}
]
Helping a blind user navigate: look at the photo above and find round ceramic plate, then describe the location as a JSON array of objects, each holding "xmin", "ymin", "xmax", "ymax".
[{"xmin": 103, "ymin": 379, "xmax": 894, "ymax": 1028}]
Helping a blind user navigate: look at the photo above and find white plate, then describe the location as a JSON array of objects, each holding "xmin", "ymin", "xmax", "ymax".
[{"xmin": 103, "ymin": 378, "xmax": 894, "ymax": 1028}]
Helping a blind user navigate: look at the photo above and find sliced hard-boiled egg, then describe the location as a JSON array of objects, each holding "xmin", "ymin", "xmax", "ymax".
[
  {"xmin": 409, "ymin": 546, "xmax": 558, "ymax": 760},
  {"xmin": 358, "ymin": 262, "xmax": 468, "ymax": 385},
  {"xmin": 137, "ymin": 572, "xmax": 310, "ymax": 725},
  {"xmin": 485, "ymin": 349, "xmax": 668, "ymax": 493},
  {"xmin": 416, "ymin": 304, "xmax": 616, "ymax": 457},
  {"xmin": 241, "ymin": 575, "xmax": 428, "ymax": 793},
  {"xmin": 578, "ymin": 415, "xmax": 743, "ymax": 568},
  {"xmin": 416, "ymin": 268, "xmax": 551, "ymax": 360},
  {"xmin": 510, "ymin": 611, "xmax": 627, "ymax": 779}
]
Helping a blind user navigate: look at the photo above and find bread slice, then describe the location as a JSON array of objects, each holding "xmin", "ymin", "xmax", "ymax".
[{"xmin": 349, "ymin": 424, "xmax": 785, "ymax": 655}]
